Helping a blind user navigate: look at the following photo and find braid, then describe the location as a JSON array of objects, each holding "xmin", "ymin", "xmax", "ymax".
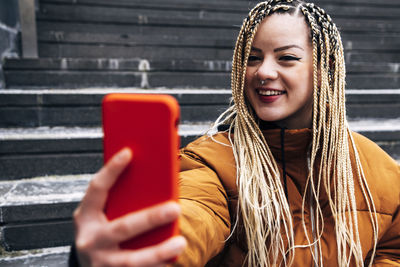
[{"xmin": 212, "ymin": 1, "xmax": 378, "ymax": 266}]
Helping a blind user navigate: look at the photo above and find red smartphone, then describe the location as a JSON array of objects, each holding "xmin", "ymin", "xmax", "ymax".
[{"xmin": 102, "ymin": 93, "xmax": 180, "ymax": 250}]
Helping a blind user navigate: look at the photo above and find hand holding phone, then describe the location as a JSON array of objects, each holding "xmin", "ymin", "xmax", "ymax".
[{"xmin": 73, "ymin": 148, "xmax": 186, "ymax": 267}]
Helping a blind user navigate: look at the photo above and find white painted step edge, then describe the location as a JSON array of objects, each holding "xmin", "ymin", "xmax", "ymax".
[
  {"xmin": 0, "ymin": 245, "xmax": 70, "ymax": 265},
  {"xmin": 0, "ymin": 174, "xmax": 91, "ymax": 206}
]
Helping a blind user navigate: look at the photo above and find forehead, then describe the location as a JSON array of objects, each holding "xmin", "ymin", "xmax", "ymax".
[{"xmin": 252, "ymin": 13, "xmax": 311, "ymax": 48}]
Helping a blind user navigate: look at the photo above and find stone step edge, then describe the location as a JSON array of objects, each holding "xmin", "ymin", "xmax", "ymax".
[
  {"xmin": 0, "ymin": 123, "xmax": 213, "ymax": 140},
  {"xmin": 0, "ymin": 245, "xmax": 70, "ymax": 263},
  {"xmin": 1, "ymin": 119, "xmax": 400, "ymax": 141},
  {"xmin": 0, "ymin": 174, "xmax": 91, "ymax": 206},
  {"xmin": 347, "ymin": 118, "xmax": 400, "ymax": 132}
]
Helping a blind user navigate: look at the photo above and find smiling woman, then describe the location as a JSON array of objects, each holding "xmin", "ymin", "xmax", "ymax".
[
  {"xmin": 218, "ymin": 1, "xmax": 388, "ymax": 266},
  {"xmin": 71, "ymin": 1, "xmax": 400, "ymax": 267}
]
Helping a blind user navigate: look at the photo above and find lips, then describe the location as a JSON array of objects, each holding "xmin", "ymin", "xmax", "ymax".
[
  {"xmin": 256, "ymin": 88, "xmax": 286, "ymax": 103},
  {"xmin": 257, "ymin": 89, "xmax": 285, "ymax": 96}
]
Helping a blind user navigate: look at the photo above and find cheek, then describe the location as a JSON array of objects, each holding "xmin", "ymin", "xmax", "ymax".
[
  {"xmin": 298, "ymin": 65, "xmax": 314, "ymax": 92},
  {"xmin": 298, "ymin": 66, "xmax": 313, "ymax": 84},
  {"xmin": 290, "ymin": 68, "xmax": 314, "ymax": 100}
]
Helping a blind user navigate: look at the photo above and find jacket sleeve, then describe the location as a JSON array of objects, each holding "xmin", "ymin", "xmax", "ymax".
[
  {"xmin": 352, "ymin": 132, "xmax": 400, "ymax": 266},
  {"xmin": 172, "ymin": 149, "xmax": 231, "ymax": 267},
  {"xmin": 372, "ymin": 205, "xmax": 400, "ymax": 266}
]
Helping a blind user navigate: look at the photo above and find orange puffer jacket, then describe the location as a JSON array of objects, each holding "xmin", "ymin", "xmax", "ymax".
[{"xmin": 172, "ymin": 128, "xmax": 400, "ymax": 266}]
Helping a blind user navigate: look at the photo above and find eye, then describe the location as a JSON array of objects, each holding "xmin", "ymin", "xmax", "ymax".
[
  {"xmin": 280, "ymin": 55, "xmax": 301, "ymax": 61},
  {"xmin": 248, "ymin": 55, "xmax": 261, "ymax": 62}
]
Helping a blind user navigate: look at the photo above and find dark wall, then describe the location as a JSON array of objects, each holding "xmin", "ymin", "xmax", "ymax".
[{"xmin": 0, "ymin": 0, "xmax": 20, "ymax": 88}]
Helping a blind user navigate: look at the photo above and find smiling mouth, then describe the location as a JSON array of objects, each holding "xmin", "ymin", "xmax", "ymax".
[{"xmin": 257, "ymin": 89, "xmax": 286, "ymax": 96}]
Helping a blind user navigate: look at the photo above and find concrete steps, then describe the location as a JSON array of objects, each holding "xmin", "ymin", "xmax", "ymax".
[
  {"xmin": 0, "ymin": 87, "xmax": 399, "ymax": 181},
  {"xmin": 0, "ymin": 246, "xmax": 70, "ymax": 266},
  {"xmin": 34, "ymin": 17, "xmax": 399, "ymax": 61},
  {"xmin": 1, "ymin": 89, "xmax": 398, "ymax": 128},
  {"xmin": 0, "ymin": 89, "xmax": 230, "ymax": 127},
  {"xmin": 27, "ymin": 1, "xmax": 400, "ymax": 53},
  {"xmin": 1, "ymin": 85, "xmax": 397, "ymax": 196},
  {"xmin": 0, "ymin": 119, "xmax": 399, "ymax": 253},
  {"xmin": 0, "ymin": 174, "xmax": 88, "ymax": 251},
  {"xmin": 0, "ymin": 175, "xmax": 87, "ymax": 251},
  {"xmin": 0, "ymin": 123, "xmax": 211, "ymax": 180},
  {"xmin": 3, "ymin": 119, "xmax": 397, "ymax": 181},
  {"xmin": 3, "ymin": 0, "xmax": 399, "ymax": 88},
  {"xmin": 0, "ymin": 123, "xmax": 211, "ymax": 252},
  {"xmin": 37, "ymin": 0, "xmax": 400, "ymax": 20}
]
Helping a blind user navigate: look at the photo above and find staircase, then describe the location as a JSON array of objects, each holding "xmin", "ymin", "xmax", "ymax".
[{"xmin": 0, "ymin": 0, "xmax": 399, "ymax": 265}]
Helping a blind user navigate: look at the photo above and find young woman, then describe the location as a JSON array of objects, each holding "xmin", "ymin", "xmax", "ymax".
[{"xmin": 71, "ymin": 0, "xmax": 400, "ymax": 266}]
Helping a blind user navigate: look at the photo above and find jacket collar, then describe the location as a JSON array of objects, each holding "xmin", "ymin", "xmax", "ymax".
[{"xmin": 262, "ymin": 127, "xmax": 312, "ymax": 162}]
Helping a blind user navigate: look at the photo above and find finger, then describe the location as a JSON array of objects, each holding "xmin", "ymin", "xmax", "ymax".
[
  {"xmin": 79, "ymin": 148, "xmax": 133, "ymax": 213},
  {"xmin": 100, "ymin": 236, "xmax": 186, "ymax": 267},
  {"xmin": 105, "ymin": 201, "xmax": 181, "ymax": 244}
]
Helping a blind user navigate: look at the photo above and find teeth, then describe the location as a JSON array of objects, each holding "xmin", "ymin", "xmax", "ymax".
[{"xmin": 258, "ymin": 90, "xmax": 284, "ymax": 96}]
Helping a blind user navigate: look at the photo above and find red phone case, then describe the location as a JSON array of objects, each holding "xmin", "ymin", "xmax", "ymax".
[{"xmin": 102, "ymin": 93, "xmax": 180, "ymax": 250}]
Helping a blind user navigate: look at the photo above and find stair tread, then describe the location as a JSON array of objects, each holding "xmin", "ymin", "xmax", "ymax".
[
  {"xmin": 0, "ymin": 245, "xmax": 70, "ymax": 265},
  {"xmin": 0, "ymin": 174, "xmax": 90, "ymax": 206},
  {"xmin": 1, "ymin": 116, "xmax": 399, "ymax": 206},
  {"xmin": 0, "ymin": 124, "xmax": 212, "ymax": 140},
  {"xmin": 348, "ymin": 118, "xmax": 400, "ymax": 132},
  {"xmin": 35, "ymin": 12, "xmax": 400, "ymax": 32}
]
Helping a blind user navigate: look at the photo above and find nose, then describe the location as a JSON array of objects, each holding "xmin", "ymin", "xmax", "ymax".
[{"xmin": 256, "ymin": 59, "xmax": 278, "ymax": 82}]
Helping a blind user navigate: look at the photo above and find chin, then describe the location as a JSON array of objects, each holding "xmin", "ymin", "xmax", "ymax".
[{"xmin": 254, "ymin": 110, "xmax": 285, "ymax": 123}]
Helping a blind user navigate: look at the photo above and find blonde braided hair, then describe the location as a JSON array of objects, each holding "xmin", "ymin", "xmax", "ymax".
[{"xmin": 212, "ymin": 1, "xmax": 378, "ymax": 266}]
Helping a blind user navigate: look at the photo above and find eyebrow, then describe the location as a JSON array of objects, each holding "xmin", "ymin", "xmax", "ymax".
[
  {"xmin": 274, "ymin": 45, "xmax": 304, "ymax": 52},
  {"xmin": 251, "ymin": 45, "xmax": 304, "ymax": 52},
  {"xmin": 251, "ymin": 46, "xmax": 262, "ymax": 52}
]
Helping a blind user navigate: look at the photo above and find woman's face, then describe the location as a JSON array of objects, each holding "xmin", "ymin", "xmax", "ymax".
[{"xmin": 244, "ymin": 13, "xmax": 314, "ymax": 129}]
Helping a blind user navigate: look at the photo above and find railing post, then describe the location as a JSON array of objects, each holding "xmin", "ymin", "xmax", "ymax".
[{"xmin": 18, "ymin": 0, "xmax": 38, "ymax": 58}]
